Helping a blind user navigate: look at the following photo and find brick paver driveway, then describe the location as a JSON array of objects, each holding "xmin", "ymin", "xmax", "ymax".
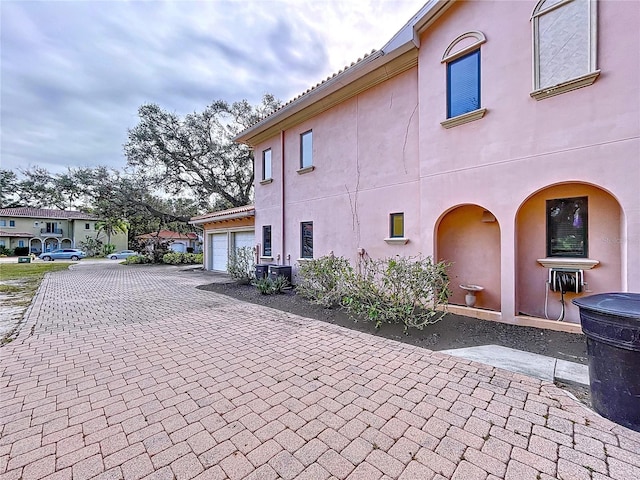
[{"xmin": 2, "ymin": 263, "xmax": 639, "ymax": 480}]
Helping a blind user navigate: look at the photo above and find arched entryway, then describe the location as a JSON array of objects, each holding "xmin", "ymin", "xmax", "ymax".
[
  {"xmin": 515, "ymin": 183, "xmax": 623, "ymax": 323},
  {"xmin": 43, "ymin": 238, "xmax": 59, "ymax": 252},
  {"xmin": 436, "ymin": 204, "xmax": 501, "ymax": 311},
  {"xmin": 61, "ymin": 238, "xmax": 72, "ymax": 248},
  {"xmin": 29, "ymin": 238, "xmax": 42, "ymax": 254}
]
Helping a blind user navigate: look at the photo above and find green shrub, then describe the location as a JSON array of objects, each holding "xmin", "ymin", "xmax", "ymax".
[
  {"xmin": 14, "ymin": 247, "xmax": 29, "ymax": 256},
  {"xmin": 228, "ymin": 247, "xmax": 256, "ymax": 284},
  {"xmin": 341, "ymin": 255, "xmax": 450, "ymax": 331},
  {"xmin": 253, "ymin": 275, "xmax": 289, "ymax": 295},
  {"xmin": 123, "ymin": 254, "xmax": 152, "ymax": 264},
  {"xmin": 0, "ymin": 245, "xmax": 14, "ymax": 256},
  {"xmin": 161, "ymin": 252, "xmax": 203, "ymax": 265},
  {"xmin": 102, "ymin": 243, "xmax": 116, "ymax": 256},
  {"xmin": 296, "ymin": 255, "xmax": 353, "ymax": 307}
]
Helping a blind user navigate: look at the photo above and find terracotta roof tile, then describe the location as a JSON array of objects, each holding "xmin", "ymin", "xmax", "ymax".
[
  {"xmin": 0, "ymin": 230, "xmax": 34, "ymax": 238},
  {"xmin": 0, "ymin": 207, "xmax": 98, "ymax": 220},
  {"xmin": 190, "ymin": 205, "xmax": 255, "ymax": 223}
]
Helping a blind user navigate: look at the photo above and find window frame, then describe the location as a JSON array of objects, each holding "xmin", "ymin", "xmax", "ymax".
[
  {"xmin": 546, "ymin": 196, "xmax": 588, "ymax": 258},
  {"xmin": 300, "ymin": 130, "xmax": 313, "ymax": 170},
  {"xmin": 0, "ymin": 220, "xmax": 6, "ymax": 227},
  {"xmin": 530, "ymin": 0, "xmax": 599, "ymax": 100},
  {"xmin": 389, "ymin": 213, "xmax": 404, "ymax": 239},
  {"xmin": 300, "ymin": 221, "xmax": 313, "ymax": 259},
  {"xmin": 9, "ymin": 220, "xmax": 15, "ymax": 227},
  {"xmin": 262, "ymin": 225, "xmax": 272, "ymax": 257},
  {"xmin": 262, "ymin": 148, "xmax": 272, "ymax": 181},
  {"xmin": 446, "ymin": 49, "xmax": 481, "ymax": 119}
]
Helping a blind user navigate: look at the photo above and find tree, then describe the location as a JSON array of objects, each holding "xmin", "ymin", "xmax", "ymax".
[
  {"xmin": 0, "ymin": 170, "xmax": 20, "ymax": 207},
  {"xmin": 95, "ymin": 218, "xmax": 129, "ymax": 245},
  {"xmin": 124, "ymin": 94, "xmax": 281, "ymax": 210}
]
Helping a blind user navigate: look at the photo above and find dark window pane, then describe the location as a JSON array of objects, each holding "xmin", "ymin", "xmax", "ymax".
[
  {"xmin": 547, "ymin": 197, "xmax": 588, "ymax": 257},
  {"xmin": 447, "ymin": 50, "xmax": 480, "ymax": 118},
  {"xmin": 301, "ymin": 221, "xmax": 313, "ymax": 259},
  {"xmin": 263, "ymin": 225, "xmax": 272, "ymax": 256}
]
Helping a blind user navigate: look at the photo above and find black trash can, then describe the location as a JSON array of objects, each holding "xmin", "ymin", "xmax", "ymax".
[
  {"xmin": 255, "ymin": 264, "xmax": 271, "ymax": 280},
  {"xmin": 269, "ymin": 265, "xmax": 292, "ymax": 284},
  {"xmin": 573, "ymin": 293, "xmax": 640, "ymax": 432}
]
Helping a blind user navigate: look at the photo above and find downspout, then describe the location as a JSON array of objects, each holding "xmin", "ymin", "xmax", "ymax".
[{"xmin": 281, "ymin": 130, "xmax": 286, "ymax": 265}]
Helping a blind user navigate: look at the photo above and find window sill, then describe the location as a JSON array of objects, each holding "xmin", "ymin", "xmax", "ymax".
[
  {"xmin": 297, "ymin": 258, "xmax": 313, "ymax": 263},
  {"xmin": 384, "ymin": 237, "xmax": 409, "ymax": 245},
  {"xmin": 296, "ymin": 166, "xmax": 315, "ymax": 175},
  {"xmin": 530, "ymin": 71, "xmax": 600, "ymax": 101},
  {"xmin": 440, "ymin": 108, "xmax": 487, "ymax": 129},
  {"xmin": 259, "ymin": 178, "xmax": 273, "ymax": 185},
  {"xmin": 537, "ymin": 258, "xmax": 599, "ymax": 270},
  {"xmin": 259, "ymin": 256, "xmax": 274, "ymax": 262}
]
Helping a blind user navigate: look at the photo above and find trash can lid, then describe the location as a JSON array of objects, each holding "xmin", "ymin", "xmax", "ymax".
[{"xmin": 573, "ymin": 293, "xmax": 640, "ymax": 319}]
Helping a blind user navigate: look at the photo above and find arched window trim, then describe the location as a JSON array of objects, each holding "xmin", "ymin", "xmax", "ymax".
[
  {"xmin": 441, "ymin": 31, "xmax": 487, "ymax": 64},
  {"xmin": 530, "ymin": 0, "xmax": 599, "ymax": 100}
]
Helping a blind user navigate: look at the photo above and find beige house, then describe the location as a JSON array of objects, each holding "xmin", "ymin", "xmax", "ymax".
[{"xmin": 0, "ymin": 207, "xmax": 127, "ymax": 254}]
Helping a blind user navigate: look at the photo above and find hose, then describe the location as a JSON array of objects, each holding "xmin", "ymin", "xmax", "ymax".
[{"xmin": 544, "ymin": 280, "xmax": 566, "ymax": 321}]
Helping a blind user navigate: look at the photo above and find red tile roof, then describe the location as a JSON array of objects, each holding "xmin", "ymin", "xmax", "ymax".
[
  {"xmin": 190, "ymin": 205, "xmax": 255, "ymax": 224},
  {"xmin": 0, "ymin": 230, "xmax": 34, "ymax": 238},
  {"xmin": 0, "ymin": 207, "xmax": 98, "ymax": 220},
  {"xmin": 136, "ymin": 230, "xmax": 198, "ymax": 241}
]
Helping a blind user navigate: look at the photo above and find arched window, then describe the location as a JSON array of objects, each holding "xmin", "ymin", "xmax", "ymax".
[
  {"xmin": 531, "ymin": 0, "xmax": 599, "ymax": 100},
  {"xmin": 441, "ymin": 31, "xmax": 487, "ymax": 128}
]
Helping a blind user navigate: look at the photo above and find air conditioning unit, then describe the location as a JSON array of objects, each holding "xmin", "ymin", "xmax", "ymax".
[{"xmin": 549, "ymin": 268, "xmax": 584, "ymax": 294}]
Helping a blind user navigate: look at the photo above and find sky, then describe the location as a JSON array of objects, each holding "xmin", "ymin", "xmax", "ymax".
[{"xmin": 1, "ymin": 0, "xmax": 426, "ymax": 174}]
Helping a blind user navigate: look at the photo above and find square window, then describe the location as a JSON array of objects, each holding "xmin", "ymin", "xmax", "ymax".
[
  {"xmin": 9, "ymin": 220, "xmax": 15, "ymax": 227},
  {"xmin": 447, "ymin": 49, "xmax": 480, "ymax": 118},
  {"xmin": 262, "ymin": 225, "xmax": 272, "ymax": 257},
  {"xmin": 18, "ymin": 240, "xmax": 24, "ymax": 247},
  {"xmin": 547, "ymin": 197, "xmax": 588, "ymax": 258},
  {"xmin": 301, "ymin": 221, "xmax": 313, "ymax": 259},
  {"xmin": 300, "ymin": 130, "xmax": 313, "ymax": 169},
  {"xmin": 0, "ymin": 220, "xmax": 6, "ymax": 227},
  {"xmin": 85, "ymin": 223, "xmax": 90, "ymax": 230},
  {"xmin": 262, "ymin": 149, "xmax": 272, "ymax": 181},
  {"xmin": 390, "ymin": 213, "xmax": 404, "ymax": 238}
]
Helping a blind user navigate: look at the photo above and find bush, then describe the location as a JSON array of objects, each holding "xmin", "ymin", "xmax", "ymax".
[
  {"xmin": 161, "ymin": 252, "xmax": 203, "ymax": 265},
  {"xmin": 228, "ymin": 247, "xmax": 256, "ymax": 284},
  {"xmin": 341, "ymin": 255, "xmax": 450, "ymax": 331},
  {"xmin": 102, "ymin": 244, "xmax": 116, "ymax": 256},
  {"xmin": 0, "ymin": 245, "xmax": 13, "ymax": 256},
  {"xmin": 253, "ymin": 275, "xmax": 289, "ymax": 295},
  {"xmin": 14, "ymin": 247, "xmax": 29, "ymax": 256},
  {"xmin": 123, "ymin": 254, "xmax": 152, "ymax": 264},
  {"xmin": 296, "ymin": 255, "xmax": 353, "ymax": 307}
]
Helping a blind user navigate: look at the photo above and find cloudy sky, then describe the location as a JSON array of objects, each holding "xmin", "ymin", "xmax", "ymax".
[{"xmin": 1, "ymin": 0, "xmax": 426, "ymax": 174}]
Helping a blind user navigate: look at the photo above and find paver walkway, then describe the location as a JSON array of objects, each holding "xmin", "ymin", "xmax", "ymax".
[{"xmin": 1, "ymin": 263, "xmax": 639, "ymax": 480}]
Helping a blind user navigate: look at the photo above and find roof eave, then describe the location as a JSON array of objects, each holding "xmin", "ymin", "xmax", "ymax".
[{"xmin": 189, "ymin": 210, "xmax": 255, "ymax": 225}]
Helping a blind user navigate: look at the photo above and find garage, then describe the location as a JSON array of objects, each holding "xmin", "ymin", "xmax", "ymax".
[
  {"xmin": 211, "ymin": 233, "xmax": 228, "ymax": 271},
  {"xmin": 190, "ymin": 205, "xmax": 256, "ymax": 273}
]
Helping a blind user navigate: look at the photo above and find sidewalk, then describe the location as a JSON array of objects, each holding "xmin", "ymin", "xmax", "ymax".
[{"xmin": 1, "ymin": 263, "xmax": 639, "ymax": 480}]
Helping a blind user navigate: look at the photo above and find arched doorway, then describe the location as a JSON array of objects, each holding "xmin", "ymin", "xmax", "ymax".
[
  {"xmin": 436, "ymin": 204, "xmax": 501, "ymax": 311},
  {"xmin": 515, "ymin": 183, "xmax": 623, "ymax": 323},
  {"xmin": 43, "ymin": 238, "xmax": 59, "ymax": 252},
  {"xmin": 29, "ymin": 238, "xmax": 42, "ymax": 254}
]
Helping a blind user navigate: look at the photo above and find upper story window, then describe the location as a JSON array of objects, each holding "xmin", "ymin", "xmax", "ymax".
[
  {"xmin": 441, "ymin": 31, "xmax": 487, "ymax": 128},
  {"xmin": 531, "ymin": 0, "xmax": 599, "ymax": 100},
  {"xmin": 547, "ymin": 196, "xmax": 588, "ymax": 257},
  {"xmin": 0, "ymin": 220, "xmax": 6, "ymax": 227},
  {"xmin": 301, "ymin": 221, "xmax": 313, "ymax": 259},
  {"xmin": 262, "ymin": 225, "xmax": 272, "ymax": 257},
  {"xmin": 262, "ymin": 149, "xmax": 272, "ymax": 182},
  {"xmin": 299, "ymin": 130, "xmax": 313, "ymax": 171},
  {"xmin": 85, "ymin": 223, "xmax": 90, "ymax": 230},
  {"xmin": 9, "ymin": 220, "xmax": 15, "ymax": 227}
]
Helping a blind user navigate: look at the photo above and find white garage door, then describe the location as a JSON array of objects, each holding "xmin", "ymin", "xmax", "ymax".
[
  {"xmin": 211, "ymin": 233, "xmax": 228, "ymax": 271},
  {"xmin": 233, "ymin": 231, "xmax": 254, "ymax": 252}
]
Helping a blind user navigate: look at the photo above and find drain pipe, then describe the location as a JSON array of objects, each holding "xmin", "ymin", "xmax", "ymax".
[{"xmin": 280, "ymin": 130, "xmax": 286, "ymax": 266}]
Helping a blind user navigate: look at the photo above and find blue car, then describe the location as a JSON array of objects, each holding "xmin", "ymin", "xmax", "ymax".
[
  {"xmin": 39, "ymin": 249, "xmax": 86, "ymax": 261},
  {"xmin": 106, "ymin": 250, "xmax": 139, "ymax": 260}
]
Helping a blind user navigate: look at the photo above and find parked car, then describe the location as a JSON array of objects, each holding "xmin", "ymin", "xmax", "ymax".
[
  {"xmin": 39, "ymin": 249, "xmax": 86, "ymax": 261},
  {"xmin": 107, "ymin": 250, "xmax": 139, "ymax": 260}
]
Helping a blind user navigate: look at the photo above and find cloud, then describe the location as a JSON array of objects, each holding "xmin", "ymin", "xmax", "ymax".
[{"xmin": 0, "ymin": 0, "xmax": 425, "ymax": 174}]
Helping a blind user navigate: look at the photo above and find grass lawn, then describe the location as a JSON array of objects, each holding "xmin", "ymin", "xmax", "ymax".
[{"xmin": 1, "ymin": 262, "xmax": 71, "ymax": 343}]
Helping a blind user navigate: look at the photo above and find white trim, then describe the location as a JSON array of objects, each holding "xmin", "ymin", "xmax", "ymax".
[
  {"xmin": 296, "ymin": 166, "xmax": 315, "ymax": 175},
  {"xmin": 441, "ymin": 31, "xmax": 487, "ymax": 63},
  {"xmin": 537, "ymin": 258, "xmax": 599, "ymax": 270},
  {"xmin": 441, "ymin": 108, "xmax": 487, "ymax": 128},
  {"xmin": 384, "ymin": 237, "xmax": 410, "ymax": 245}
]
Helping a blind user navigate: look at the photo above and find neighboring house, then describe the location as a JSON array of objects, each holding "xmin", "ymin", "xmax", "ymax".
[
  {"xmin": 136, "ymin": 230, "xmax": 201, "ymax": 254},
  {"xmin": 0, "ymin": 207, "xmax": 127, "ymax": 253},
  {"xmin": 189, "ymin": 205, "xmax": 255, "ymax": 272},
  {"xmin": 234, "ymin": 0, "xmax": 639, "ymax": 329}
]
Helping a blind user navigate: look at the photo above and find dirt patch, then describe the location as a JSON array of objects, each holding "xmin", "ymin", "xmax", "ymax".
[{"xmin": 197, "ymin": 282, "xmax": 588, "ymax": 364}]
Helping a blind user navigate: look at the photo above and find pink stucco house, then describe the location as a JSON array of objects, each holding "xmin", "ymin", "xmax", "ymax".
[{"xmin": 235, "ymin": 0, "xmax": 639, "ymax": 331}]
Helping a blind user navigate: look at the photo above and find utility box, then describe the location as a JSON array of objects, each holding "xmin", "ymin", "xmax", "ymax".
[
  {"xmin": 573, "ymin": 293, "xmax": 640, "ymax": 432},
  {"xmin": 269, "ymin": 265, "xmax": 292, "ymax": 284},
  {"xmin": 18, "ymin": 257, "xmax": 31, "ymax": 264},
  {"xmin": 255, "ymin": 264, "xmax": 271, "ymax": 280}
]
